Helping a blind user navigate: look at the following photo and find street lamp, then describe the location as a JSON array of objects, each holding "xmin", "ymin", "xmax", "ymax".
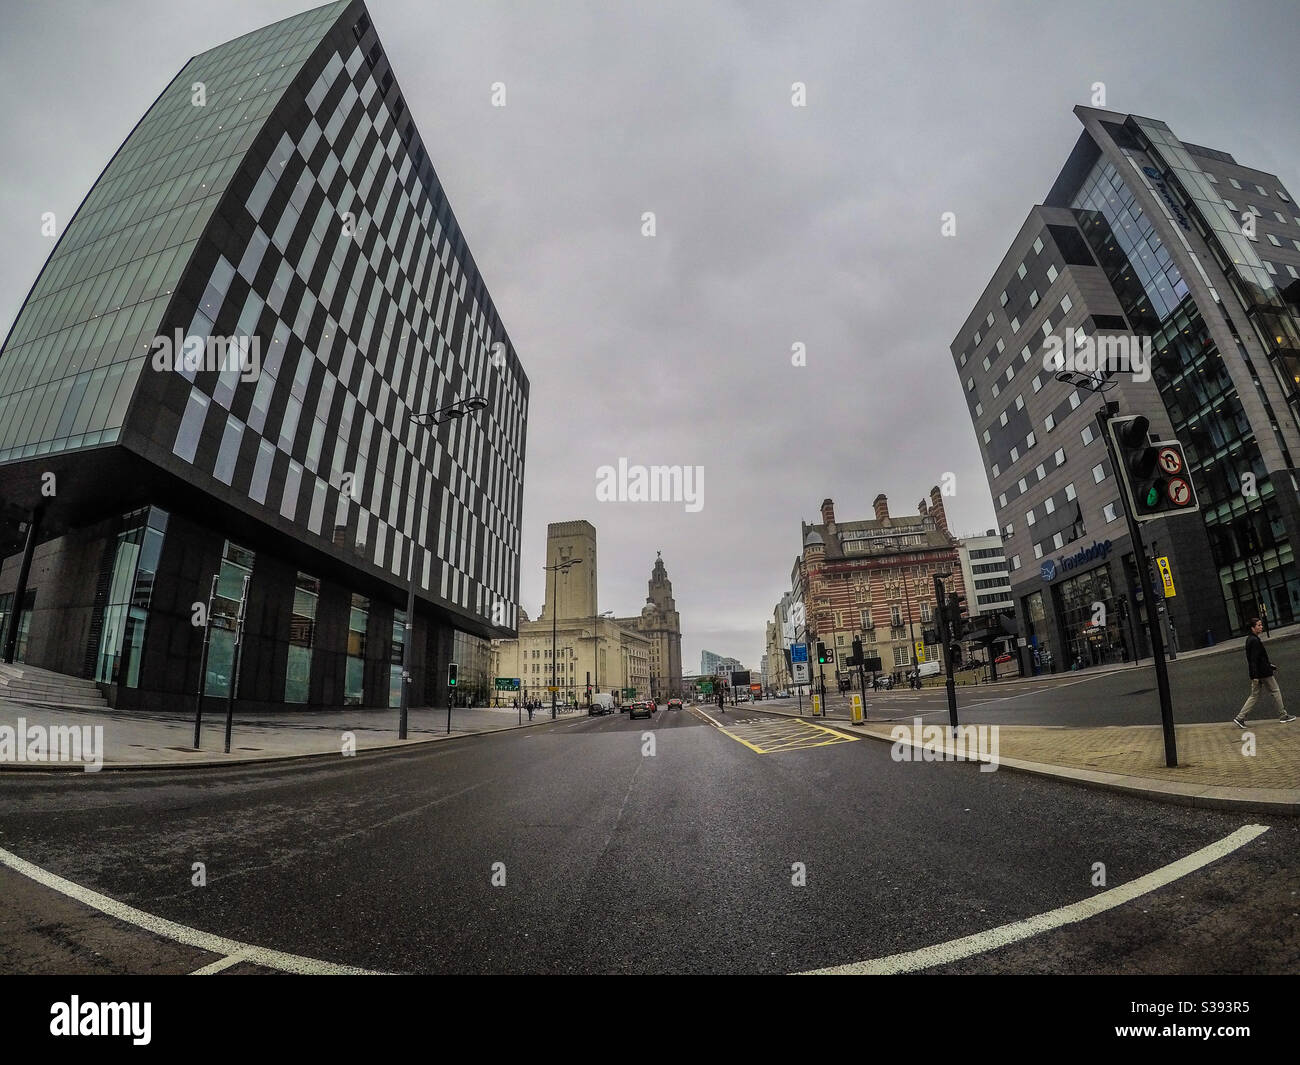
[
  {"xmin": 901, "ymin": 574, "xmax": 918, "ymax": 678},
  {"xmin": 544, "ymin": 557, "xmax": 583, "ymax": 718},
  {"xmin": 398, "ymin": 394, "xmax": 489, "ymax": 740}
]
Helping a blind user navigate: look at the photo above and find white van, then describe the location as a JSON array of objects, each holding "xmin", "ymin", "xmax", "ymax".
[
  {"xmin": 588, "ymin": 692, "xmax": 616, "ymax": 715},
  {"xmin": 916, "ymin": 660, "xmax": 941, "ymax": 678}
]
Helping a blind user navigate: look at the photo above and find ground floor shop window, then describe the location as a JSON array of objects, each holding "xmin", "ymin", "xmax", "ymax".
[
  {"xmin": 285, "ymin": 572, "xmax": 319, "ymax": 703},
  {"xmin": 204, "ymin": 540, "xmax": 255, "ymax": 697},
  {"xmin": 95, "ymin": 508, "xmax": 168, "ymax": 687},
  {"xmin": 345, "ymin": 594, "xmax": 369, "ymax": 705},
  {"xmin": 1053, "ymin": 563, "xmax": 1128, "ymax": 668}
]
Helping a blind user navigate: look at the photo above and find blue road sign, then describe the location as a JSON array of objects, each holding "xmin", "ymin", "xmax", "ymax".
[{"xmin": 791, "ymin": 643, "xmax": 808, "ymax": 663}]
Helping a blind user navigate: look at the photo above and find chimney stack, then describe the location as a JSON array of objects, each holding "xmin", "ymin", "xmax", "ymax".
[
  {"xmin": 929, "ymin": 485, "xmax": 948, "ymax": 533},
  {"xmin": 820, "ymin": 498, "xmax": 836, "ymax": 526},
  {"xmin": 873, "ymin": 493, "xmax": 889, "ymax": 521},
  {"xmin": 918, "ymin": 498, "xmax": 929, "ymax": 518}
]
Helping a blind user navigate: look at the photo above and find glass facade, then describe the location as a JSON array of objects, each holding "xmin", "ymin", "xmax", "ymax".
[
  {"xmin": 140, "ymin": 3, "xmax": 528, "ymax": 639},
  {"xmin": 389, "ymin": 607, "xmax": 406, "ymax": 708},
  {"xmin": 0, "ymin": 4, "xmax": 348, "ymax": 463},
  {"xmin": 0, "ymin": 3, "xmax": 528, "ymax": 711},
  {"xmin": 1072, "ymin": 149, "xmax": 1297, "ymax": 629},
  {"xmin": 95, "ymin": 508, "xmax": 168, "ymax": 686},
  {"xmin": 451, "ymin": 628, "xmax": 490, "ymax": 706},
  {"xmin": 1023, "ymin": 590, "xmax": 1056, "ymax": 675},
  {"xmin": 1052, "ymin": 564, "xmax": 1128, "ymax": 667}
]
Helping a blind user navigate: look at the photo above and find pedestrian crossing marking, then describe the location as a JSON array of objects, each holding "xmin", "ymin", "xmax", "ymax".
[{"xmin": 691, "ymin": 708, "xmax": 859, "ymax": 754}]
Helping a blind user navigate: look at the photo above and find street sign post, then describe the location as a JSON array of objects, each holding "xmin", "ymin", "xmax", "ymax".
[
  {"xmin": 790, "ymin": 643, "xmax": 808, "ymax": 664},
  {"xmin": 1156, "ymin": 556, "xmax": 1176, "ymax": 598}
]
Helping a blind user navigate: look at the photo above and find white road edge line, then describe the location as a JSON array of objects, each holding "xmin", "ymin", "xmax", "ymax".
[
  {"xmin": 189, "ymin": 953, "xmax": 247, "ymax": 975},
  {"xmin": 0, "ymin": 846, "xmax": 386, "ymax": 975},
  {"xmin": 798, "ymin": 823, "xmax": 1270, "ymax": 975}
]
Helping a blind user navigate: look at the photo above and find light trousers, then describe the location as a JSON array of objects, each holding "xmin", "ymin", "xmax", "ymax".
[{"xmin": 1238, "ymin": 675, "xmax": 1286, "ymax": 721}]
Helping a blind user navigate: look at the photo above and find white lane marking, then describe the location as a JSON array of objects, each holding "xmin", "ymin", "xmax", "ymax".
[
  {"xmin": 0, "ymin": 846, "xmax": 386, "ymax": 975},
  {"xmin": 799, "ymin": 824, "xmax": 1269, "ymax": 975},
  {"xmin": 189, "ymin": 953, "xmax": 247, "ymax": 975},
  {"xmin": 957, "ymin": 671, "xmax": 1136, "ymax": 710}
]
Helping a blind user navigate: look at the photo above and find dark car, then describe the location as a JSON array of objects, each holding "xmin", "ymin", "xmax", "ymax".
[
  {"xmin": 667, "ymin": 698, "xmax": 683, "ymax": 710},
  {"xmin": 629, "ymin": 700, "xmax": 653, "ymax": 720}
]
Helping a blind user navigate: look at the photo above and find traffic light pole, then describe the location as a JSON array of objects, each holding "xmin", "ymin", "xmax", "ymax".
[
  {"xmin": 933, "ymin": 575, "xmax": 959, "ymax": 731},
  {"xmin": 1098, "ymin": 405, "xmax": 1178, "ymax": 767}
]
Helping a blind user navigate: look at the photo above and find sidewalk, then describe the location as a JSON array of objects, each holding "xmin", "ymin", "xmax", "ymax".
[
  {"xmin": 0, "ymin": 699, "xmax": 571, "ymax": 771},
  {"xmin": 745, "ymin": 700, "xmax": 1299, "ymax": 815},
  {"xmin": 986, "ymin": 620, "xmax": 1300, "ymax": 684}
]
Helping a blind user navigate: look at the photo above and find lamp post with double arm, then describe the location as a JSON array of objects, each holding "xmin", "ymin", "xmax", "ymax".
[
  {"xmin": 545, "ymin": 557, "xmax": 583, "ymax": 719},
  {"xmin": 398, "ymin": 395, "xmax": 489, "ymax": 740}
]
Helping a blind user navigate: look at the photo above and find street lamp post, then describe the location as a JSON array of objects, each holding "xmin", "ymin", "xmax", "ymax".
[
  {"xmin": 399, "ymin": 395, "xmax": 489, "ymax": 740},
  {"xmin": 545, "ymin": 558, "xmax": 583, "ymax": 719},
  {"xmin": 901, "ymin": 574, "xmax": 919, "ymax": 685}
]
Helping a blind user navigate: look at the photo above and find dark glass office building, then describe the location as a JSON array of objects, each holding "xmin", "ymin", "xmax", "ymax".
[
  {"xmin": 0, "ymin": 2, "xmax": 528, "ymax": 711},
  {"xmin": 951, "ymin": 107, "xmax": 1300, "ymax": 670}
]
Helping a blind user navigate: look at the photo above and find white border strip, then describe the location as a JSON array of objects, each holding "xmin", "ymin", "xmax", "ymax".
[
  {"xmin": 799, "ymin": 824, "xmax": 1269, "ymax": 974},
  {"xmin": 0, "ymin": 846, "xmax": 385, "ymax": 975}
]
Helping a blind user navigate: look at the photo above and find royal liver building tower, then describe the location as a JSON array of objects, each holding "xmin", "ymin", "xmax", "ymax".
[{"xmin": 617, "ymin": 552, "xmax": 683, "ymax": 700}]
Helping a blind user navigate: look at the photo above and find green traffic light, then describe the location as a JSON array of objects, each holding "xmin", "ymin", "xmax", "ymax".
[{"xmin": 1145, "ymin": 486, "xmax": 1159, "ymax": 507}]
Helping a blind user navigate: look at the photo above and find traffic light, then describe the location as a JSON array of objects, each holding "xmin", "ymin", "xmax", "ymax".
[
  {"xmin": 922, "ymin": 627, "xmax": 938, "ymax": 646},
  {"xmin": 1107, "ymin": 415, "xmax": 1200, "ymax": 522},
  {"xmin": 851, "ymin": 636, "xmax": 863, "ymax": 664},
  {"xmin": 947, "ymin": 593, "xmax": 966, "ymax": 640},
  {"xmin": 816, "ymin": 641, "xmax": 827, "ymax": 664},
  {"xmin": 448, "ymin": 662, "xmax": 458, "ymax": 687}
]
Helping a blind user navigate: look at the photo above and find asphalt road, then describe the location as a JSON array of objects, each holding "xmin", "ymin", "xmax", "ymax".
[{"xmin": 1, "ymin": 700, "xmax": 1296, "ymax": 975}]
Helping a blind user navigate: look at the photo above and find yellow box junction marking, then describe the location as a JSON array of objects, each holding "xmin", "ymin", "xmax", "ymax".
[{"xmin": 693, "ymin": 708, "xmax": 859, "ymax": 754}]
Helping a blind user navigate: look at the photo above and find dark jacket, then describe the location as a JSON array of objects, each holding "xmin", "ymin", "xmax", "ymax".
[{"xmin": 1245, "ymin": 633, "xmax": 1275, "ymax": 680}]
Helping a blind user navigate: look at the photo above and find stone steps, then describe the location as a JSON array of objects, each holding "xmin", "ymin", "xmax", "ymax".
[{"xmin": 0, "ymin": 663, "xmax": 109, "ymax": 710}]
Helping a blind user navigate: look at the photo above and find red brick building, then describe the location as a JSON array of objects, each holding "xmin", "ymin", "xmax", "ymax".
[{"xmin": 798, "ymin": 490, "xmax": 967, "ymax": 689}]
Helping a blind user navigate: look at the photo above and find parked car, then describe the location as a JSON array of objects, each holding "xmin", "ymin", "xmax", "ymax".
[
  {"xmin": 629, "ymin": 700, "xmax": 653, "ymax": 720},
  {"xmin": 667, "ymin": 698, "xmax": 683, "ymax": 710}
]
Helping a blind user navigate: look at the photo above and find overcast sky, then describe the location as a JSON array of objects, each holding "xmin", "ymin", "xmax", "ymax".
[{"xmin": 2, "ymin": 0, "xmax": 1298, "ymax": 672}]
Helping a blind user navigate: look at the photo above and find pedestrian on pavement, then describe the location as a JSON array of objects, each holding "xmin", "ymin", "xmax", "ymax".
[{"xmin": 1234, "ymin": 617, "xmax": 1296, "ymax": 726}]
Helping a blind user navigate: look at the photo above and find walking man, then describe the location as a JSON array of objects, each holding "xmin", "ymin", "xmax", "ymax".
[{"xmin": 1234, "ymin": 617, "xmax": 1296, "ymax": 726}]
